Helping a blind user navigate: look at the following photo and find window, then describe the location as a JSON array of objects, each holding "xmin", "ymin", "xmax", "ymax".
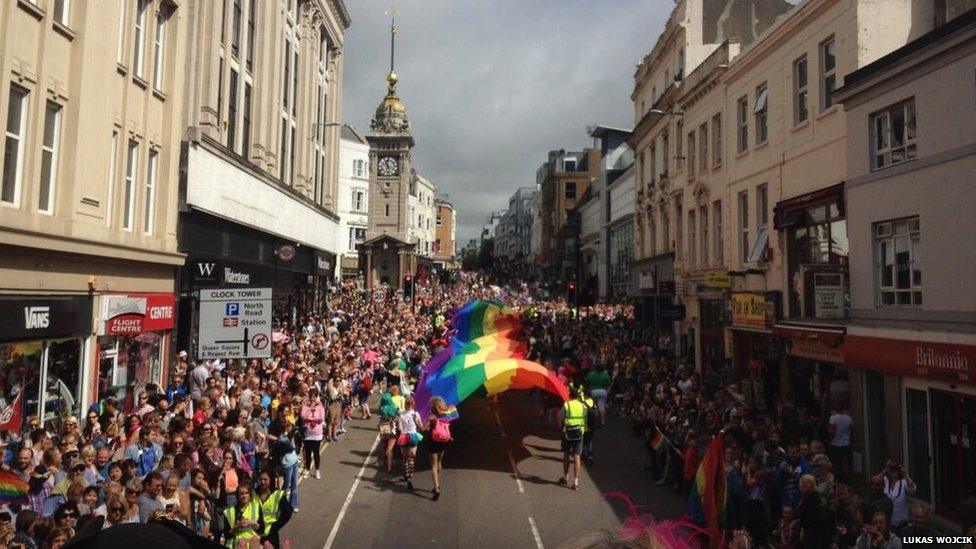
[
  {"xmin": 698, "ymin": 123, "xmax": 708, "ymax": 173},
  {"xmin": 736, "ymin": 96, "xmax": 748, "ymax": 152},
  {"xmin": 738, "ymin": 191, "xmax": 749, "ymax": 262},
  {"xmin": 352, "ymin": 189, "xmax": 365, "ymax": 212},
  {"xmin": 757, "ymin": 184, "xmax": 768, "ymax": 229},
  {"xmin": 565, "ymin": 182, "xmax": 576, "ymax": 199},
  {"xmin": 242, "ymin": 83, "xmax": 252, "ymax": 156},
  {"xmin": 700, "ymin": 205, "xmax": 709, "ymax": 265},
  {"xmin": 152, "ymin": 9, "xmax": 166, "ymax": 90},
  {"xmin": 436, "ymin": 214, "xmax": 443, "ymax": 227},
  {"xmin": 385, "ymin": 203, "xmax": 390, "ymax": 217},
  {"xmin": 227, "ymin": 69, "xmax": 239, "ymax": 151},
  {"xmin": 144, "ymin": 150, "xmax": 158, "ymax": 234},
  {"xmin": 123, "ymin": 140, "xmax": 139, "ymax": 231},
  {"xmin": 687, "ymin": 131, "xmax": 696, "ymax": 177},
  {"xmin": 54, "ymin": 0, "xmax": 69, "ymax": 25},
  {"xmin": 871, "ymin": 99, "xmax": 917, "ymax": 170},
  {"xmin": 133, "ymin": 0, "xmax": 148, "ymax": 77},
  {"xmin": 661, "ymin": 207, "xmax": 670, "ymax": 252},
  {"xmin": 712, "ymin": 113, "xmax": 722, "ymax": 166},
  {"xmin": 348, "ymin": 227, "xmax": 366, "ymax": 250},
  {"xmin": 820, "ymin": 37, "xmax": 837, "ymax": 110},
  {"xmin": 688, "ymin": 209, "xmax": 697, "ymax": 265},
  {"xmin": 674, "ymin": 197, "xmax": 682, "ymax": 260},
  {"xmin": 713, "ymin": 200, "xmax": 723, "ymax": 264},
  {"xmin": 246, "ymin": 0, "xmax": 255, "ymax": 70},
  {"xmin": 106, "ymin": 130, "xmax": 118, "ymax": 226},
  {"xmin": 3, "ymin": 85, "xmax": 29, "ymax": 206},
  {"xmin": 876, "ymin": 217, "xmax": 921, "ymax": 306},
  {"xmin": 754, "ymin": 84, "xmax": 768, "ymax": 144},
  {"xmin": 649, "ymin": 216, "xmax": 656, "ymax": 255},
  {"xmin": 649, "ymin": 142, "xmax": 656, "ymax": 182},
  {"xmin": 785, "ymin": 200, "xmax": 848, "ymax": 317},
  {"xmin": 793, "ymin": 55, "xmax": 809, "ymax": 124},
  {"xmin": 231, "ymin": 0, "xmax": 242, "ymax": 57},
  {"xmin": 116, "ymin": 0, "xmax": 127, "ymax": 63},
  {"xmin": 675, "ymin": 119, "xmax": 684, "ymax": 171},
  {"xmin": 38, "ymin": 102, "xmax": 62, "ymax": 214},
  {"xmin": 661, "ymin": 130, "xmax": 669, "ymax": 176}
]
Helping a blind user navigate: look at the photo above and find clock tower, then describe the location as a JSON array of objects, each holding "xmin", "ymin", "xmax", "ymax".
[
  {"xmin": 366, "ymin": 17, "xmax": 415, "ymax": 242},
  {"xmin": 360, "ymin": 15, "xmax": 418, "ymax": 289}
]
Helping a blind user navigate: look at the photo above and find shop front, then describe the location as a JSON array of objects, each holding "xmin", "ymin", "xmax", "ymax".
[
  {"xmin": 726, "ymin": 291, "xmax": 781, "ymax": 412},
  {"xmin": 630, "ymin": 252, "xmax": 675, "ymax": 352},
  {"xmin": 774, "ymin": 323, "xmax": 848, "ymax": 414},
  {"xmin": 0, "ymin": 296, "xmax": 92, "ymax": 436},
  {"xmin": 94, "ymin": 293, "xmax": 175, "ymax": 411},
  {"xmin": 847, "ymin": 332, "xmax": 976, "ymax": 521},
  {"xmin": 273, "ymin": 243, "xmax": 315, "ymax": 326}
]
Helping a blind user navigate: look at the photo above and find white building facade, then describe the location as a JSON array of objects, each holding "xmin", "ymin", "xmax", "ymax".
[
  {"xmin": 407, "ymin": 173, "xmax": 437, "ymax": 257},
  {"xmin": 338, "ymin": 125, "xmax": 370, "ymax": 278}
]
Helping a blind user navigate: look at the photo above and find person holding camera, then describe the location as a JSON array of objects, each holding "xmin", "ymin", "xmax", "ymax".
[
  {"xmin": 856, "ymin": 511, "xmax": 903, "ymax": 549},
  {"xmin": 880, "ymin": 460, "xmax": 917, "ymax": 528}
]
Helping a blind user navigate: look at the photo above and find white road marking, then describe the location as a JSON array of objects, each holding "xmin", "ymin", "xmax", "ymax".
[
  {"xmin": 494, "ymin": 410, "xmax": 507, "ymax": 438},
  {"xmin": 528, "ymin": 516, "xmax": 545, "ymax": 549},
  {"xmin": 322, "ymin": 433, "xmax": 381, "ymax": 549},
  {"xmin": 507, "ymin": 450, "xmax": 525, "ymax": 493}
]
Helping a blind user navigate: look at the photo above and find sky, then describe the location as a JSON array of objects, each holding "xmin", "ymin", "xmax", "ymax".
[{"xmin": 340, "ymin": 0, "xmax": 671, "ymax": 246}]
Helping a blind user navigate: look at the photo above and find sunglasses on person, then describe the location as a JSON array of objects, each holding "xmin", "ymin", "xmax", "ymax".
[{"xmin": 109, "ymin": 505, "xmax": 125, "ymax": 513}]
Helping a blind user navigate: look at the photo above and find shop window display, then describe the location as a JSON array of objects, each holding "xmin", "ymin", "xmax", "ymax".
[
  {"xmin": 98, "ymin": 333, "xmax": 163, "ymax": 410},
  {"xmin": 0, "ymin": 338, "xmax": 81, "ymax": 435}
]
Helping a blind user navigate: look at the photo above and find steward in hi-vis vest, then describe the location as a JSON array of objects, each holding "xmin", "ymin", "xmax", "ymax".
[{"xmin": 223, "ymin": 485, "xmax": 264, "ymax": 548}]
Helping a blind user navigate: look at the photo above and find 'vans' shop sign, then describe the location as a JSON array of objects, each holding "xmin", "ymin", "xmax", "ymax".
[
  {"xmin": 99, "ymin": 294, "xmax": 176, "ymax": 335},
  {"xmin": 0, "ymin": 296, "xmax": 92, "ymax": 342}
]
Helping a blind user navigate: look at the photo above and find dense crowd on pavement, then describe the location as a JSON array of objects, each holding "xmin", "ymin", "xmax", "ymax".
[{"xmin": 0, "ymin": 265, "xmax": 962, "ymax": 549}]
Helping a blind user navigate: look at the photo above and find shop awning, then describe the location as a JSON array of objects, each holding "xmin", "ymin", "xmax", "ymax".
[{"xmin": 774, "ymin": 182, "xmax": 845, "ymax": 229}]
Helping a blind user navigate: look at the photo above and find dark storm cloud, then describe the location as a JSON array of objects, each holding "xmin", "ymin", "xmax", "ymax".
[{"xmin": 340, "ymin": 1, "xmax": 670, "ymax": 244}]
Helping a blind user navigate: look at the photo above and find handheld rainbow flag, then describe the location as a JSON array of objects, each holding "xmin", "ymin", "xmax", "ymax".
[
  {"xmin": 687, "ymin": 435, "xmax": 726, "ymax": 539},
  {"xmin": 648, "ymin": 426, "xmax": 667, "ymax": 451},
  {"xmin": 0, "ymin": 469, "xmax": 29, "ymax": 504}
]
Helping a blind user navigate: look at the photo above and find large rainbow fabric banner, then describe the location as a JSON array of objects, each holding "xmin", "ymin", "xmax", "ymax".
[
  {"xmin": 415, "ymin": 300, "xmax": 568, "ymax": 419},
  {"xmin": 0, "ymin": 469, "xmax": 29, "ymax": 504}
]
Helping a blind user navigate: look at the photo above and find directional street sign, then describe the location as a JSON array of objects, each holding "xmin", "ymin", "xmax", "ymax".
[{"xmin": 197, "ymin": 288, "xmax": 272, "ymax": 359}]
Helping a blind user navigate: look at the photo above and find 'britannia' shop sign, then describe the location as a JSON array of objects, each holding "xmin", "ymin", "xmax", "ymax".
[{"xmin": 197, "ymin": 288, "xmax": 272, "ymax": 359}]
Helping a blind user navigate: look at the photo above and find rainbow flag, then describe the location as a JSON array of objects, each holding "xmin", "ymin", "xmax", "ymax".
[
  {"xmin": 0, "ymin": 469, "xmax": 29, "ymax": 504},
  {"xmin": 415, "ymin": 300, "xmax": 568, "ymax": 419},
  {"xmin": 648, "ymin": 426, "xmax": 666, "ymax": 451},
  {"xmin": 687, "ymin": 435, "xmax": 726, "ymax": 539}
]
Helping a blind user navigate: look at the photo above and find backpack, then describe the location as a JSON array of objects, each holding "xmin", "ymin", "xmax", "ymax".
[
  {"xmin": 584, "ymin": 400, "xmax": 602, "ymax": 430},
  {"xmin": 432, "ymin": 419, "xmax": 452, "ymax": 442}
]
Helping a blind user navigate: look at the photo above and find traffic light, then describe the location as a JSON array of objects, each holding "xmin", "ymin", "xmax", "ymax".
[
  {"xmin": 567, "ymin": 280, "xmax": 576, "ymax": 306},
  {"xmin": 403, "ymin": 274, "xmax": 414, "ymax": 300}
]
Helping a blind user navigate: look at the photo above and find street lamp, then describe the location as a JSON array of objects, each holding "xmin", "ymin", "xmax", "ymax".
[{"xmin": 648, "ymin": 109, "xmax": 683, "ymax": 117}]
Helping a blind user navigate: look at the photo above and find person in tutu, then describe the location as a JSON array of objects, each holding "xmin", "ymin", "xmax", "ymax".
[{"xmin": 395, "ymin": 396, "xmax": 423, "ymax": 491}]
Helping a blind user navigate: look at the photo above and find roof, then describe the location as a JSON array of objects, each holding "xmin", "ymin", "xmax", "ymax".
[
  {"xmin": 588, "ymin": 125, "xmax": 633, "ymax": 138},
  {"xmin": 360, "ymin": 233, "xmax": 415, "ymax": 249},
  {"xmin": 340, "ymin": 124, "xmax": 366, "ymax": 144},
  {"xmin": 837, "ymin": 7, "xmax": 976, "ymax": 96}
]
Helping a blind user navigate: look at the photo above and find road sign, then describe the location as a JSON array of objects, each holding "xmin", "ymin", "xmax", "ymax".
[
  {"xmin": 373, "ymin": 289, "xmax": 386, "ymax": 302},
  {"xmin": 197, "ymin": 288, "xmax": 272, "ymax": 359}
]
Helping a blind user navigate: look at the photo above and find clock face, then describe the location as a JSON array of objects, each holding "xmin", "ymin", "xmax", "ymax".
[{"xmin": 378, "ymin": 156, "xmax": 398, "ymax": 177}]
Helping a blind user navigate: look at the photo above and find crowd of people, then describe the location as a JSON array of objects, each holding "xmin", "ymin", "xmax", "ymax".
[
  {"xmin": 0, "ymin": 266, "xmax": 958, "ymax": 549},
  {"xmin": 0, "ymin": 273, "xmax": 498, "ymax": 548}
]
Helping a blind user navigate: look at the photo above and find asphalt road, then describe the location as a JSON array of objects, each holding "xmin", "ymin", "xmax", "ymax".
[{"xmin": 281, "ymin": 392, "xmax": 685, "ymax": 548}]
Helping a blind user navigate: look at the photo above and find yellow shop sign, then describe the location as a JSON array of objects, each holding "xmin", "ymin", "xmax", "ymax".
[
  {"xmin": 706, "ymin": 271, "xmax": 732, "ymax": 288},
  {"xmin": 731, "ymin": 293, "xmax": 766, "ymax": 328}
]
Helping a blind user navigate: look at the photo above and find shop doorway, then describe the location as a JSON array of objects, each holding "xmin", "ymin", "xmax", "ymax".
[{"xmin": 932, "ymin": 390, "xmax": 976, "ymax": 518}]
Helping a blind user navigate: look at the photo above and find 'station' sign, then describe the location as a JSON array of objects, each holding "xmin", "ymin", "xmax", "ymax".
[{"xmin": 197, "ymin": 288, "xmax": 272, "ymax": 359}]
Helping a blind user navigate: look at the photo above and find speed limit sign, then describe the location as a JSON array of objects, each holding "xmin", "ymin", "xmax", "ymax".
[{"xmin": 373, "ymin": 289, "xmax": 386, "ymax": 302}]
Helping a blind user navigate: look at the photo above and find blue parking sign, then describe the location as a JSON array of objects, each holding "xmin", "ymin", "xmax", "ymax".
[{"xmin": 225, "ymin": 302, "xmax": 240, "ymax": 316}]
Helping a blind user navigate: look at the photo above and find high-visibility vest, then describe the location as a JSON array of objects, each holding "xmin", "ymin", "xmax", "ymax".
[
  {"xmin": 563, "ymin": 399, "xmax": 587, "ymax": 433},
  {"xmin": 224, "ymin": 500, "xmax": 262, "ymax": 548},
  {"xmin": 258, "ymin": 490, "xmax": 284, "ymax": 535}
]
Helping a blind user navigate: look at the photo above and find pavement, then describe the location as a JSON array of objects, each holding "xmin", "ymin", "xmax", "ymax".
[{"xmin": 281, "ymin": 392, "xmax": 686, "ymax": 548}]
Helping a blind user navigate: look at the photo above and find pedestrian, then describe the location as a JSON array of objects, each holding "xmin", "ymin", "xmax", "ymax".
[
  {"xmin": 881, "ymin": 460, "xmax": 916, "ymax": 528},
  {"xmin": 222, "ymin": 483, "xmax": 264, "ymax": 549},
  {"xmin": 300, "ymin": 387, "xmax": 325, "ymax": 479},
  {"xmin": 856, "ymin": 511, "xmax": 903, "ymax": 549},
  {"xmin": 425, "ymin": 396, "xmax": 452, "ymax": 501},
  {"xmin": 559, "ymin": 385, "xmax": 587, "ymax": 491},
  {"xmin": 255, "ymin": 470, "xmax": 293, "ymax": 549},
  {"xmin": 378, "ymin": 391, "xmax": 400, "ymax": 474},
  {"xmin": 395, "ymin": 395, "xmax": 423, "ymax": 491},
  {"xmin": 584, "ymin": 364, "xmax": 611, "ymax": 422}
]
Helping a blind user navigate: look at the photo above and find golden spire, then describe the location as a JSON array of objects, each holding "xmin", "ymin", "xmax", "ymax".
[{"xmin": 386, "ymin": 7, "xmax": 398, "ymax": 93}]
